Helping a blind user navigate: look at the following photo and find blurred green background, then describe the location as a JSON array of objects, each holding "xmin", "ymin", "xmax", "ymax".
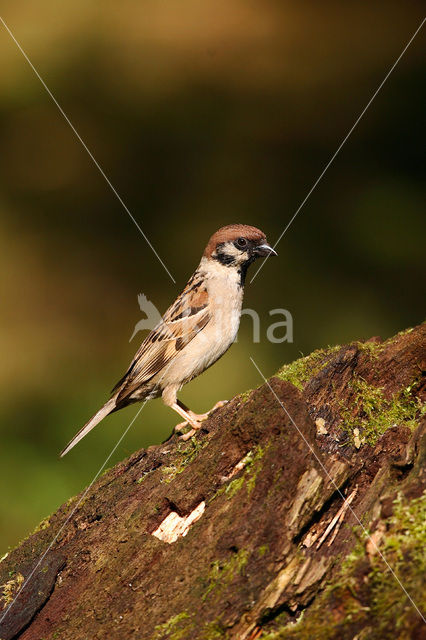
[{"xmin": 0, "ymin": 2, "xmax": 425, "ymax": 554}]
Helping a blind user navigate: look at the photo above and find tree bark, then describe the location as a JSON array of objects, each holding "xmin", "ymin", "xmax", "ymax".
[{"xmin": 1, "ymin": 324, "xmax": 425, "ymax": 640}]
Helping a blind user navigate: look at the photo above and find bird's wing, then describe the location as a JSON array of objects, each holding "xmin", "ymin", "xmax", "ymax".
[{"xmin": 113, "ymin": 273, "xmax": 210, "ymax": 402}]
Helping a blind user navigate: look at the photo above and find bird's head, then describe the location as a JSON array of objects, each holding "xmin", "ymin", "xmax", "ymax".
[{"xmin": 203, "ymin": 224, "xmax": 277, "ymax": 275}]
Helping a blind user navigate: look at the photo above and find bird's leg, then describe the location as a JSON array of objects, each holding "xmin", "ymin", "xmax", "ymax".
[
  {"xmin": 188, "ymin": 400, "xmax": 228, "ymax": 421},
  {"xmin": 171, "ymin": 400, "xmax": 203, "ymax": 440},
  {"xmin": 172, "ymin": 399, "xmax": 228, "ymax": 440}
]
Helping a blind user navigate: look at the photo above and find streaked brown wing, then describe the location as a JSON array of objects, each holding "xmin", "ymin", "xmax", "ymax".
[{"xmin": 114, "ymin": 275, "xmax": 209, "ymax": 402}]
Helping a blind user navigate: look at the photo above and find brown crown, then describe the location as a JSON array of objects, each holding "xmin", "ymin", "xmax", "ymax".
[{"xmin": 203, "ymin": 224, "xmax": 266, "ymax": 258}]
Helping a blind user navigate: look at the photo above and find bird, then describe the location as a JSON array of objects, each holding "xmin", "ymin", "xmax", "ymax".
[{"xmin": 60, "ymin": 224, "xmax": 277, "ymax": 456}]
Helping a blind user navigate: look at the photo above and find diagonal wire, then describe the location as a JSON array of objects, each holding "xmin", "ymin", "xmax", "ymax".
[
  {"xmin": 0, "ymin": 349, "xmax": 183, "ymax": 624},
  {"xmin": 0, "ymin": 15, "xmax": 176, "ymax": 284},
  {"xmin": 250, "ymin": 355, "xmax": 426, "ymax": 623},
  {"xmin": 0, "ymin": 401, "xmax": 147, "ymax": 625},
  {"xmin": 250, "ymin": 16, "xmax": 426, "ymax": 283}
]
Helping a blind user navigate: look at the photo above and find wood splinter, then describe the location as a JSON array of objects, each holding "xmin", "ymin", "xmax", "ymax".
[{"xmin": 316, "ymin": 486, "xmax": 358, "ymax": 550}]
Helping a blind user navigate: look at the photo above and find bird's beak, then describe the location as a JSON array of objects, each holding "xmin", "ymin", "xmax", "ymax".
[{"xmin": 254, "ymin": 243, "xmax": 278, "ymax": 257}]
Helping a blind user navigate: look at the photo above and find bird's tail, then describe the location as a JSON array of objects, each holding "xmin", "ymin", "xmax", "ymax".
[{"xmin": 60, "ymin": 397, "xmax": 117, "ymax": 457}]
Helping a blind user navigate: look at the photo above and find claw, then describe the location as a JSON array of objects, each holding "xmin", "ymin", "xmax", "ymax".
[
  {"xmin": 210, "ymin": 399, "xmax": 228, "ymax": 411},
  {"xmin": 172, "ymin": 399, "xmax": 228, "ymax": 440},
  {"xmin": 179, "ymin": 428, "xmax": 197, "ymax": 441},
  {"xmin": 174, "ymin": 421, "xmax": 189, "ymax": 433},
  {"xmin": 177, "ymin": 420, "xmax": 203, "ymax": 441},
  {"xmin": 186, "ymin": 400, "xmax": 228, "ymax": 423}
]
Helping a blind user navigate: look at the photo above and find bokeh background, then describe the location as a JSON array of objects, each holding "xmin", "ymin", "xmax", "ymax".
[{"xmin": 0, "ymin": 2, "xmax": 425, "ymax": 554}]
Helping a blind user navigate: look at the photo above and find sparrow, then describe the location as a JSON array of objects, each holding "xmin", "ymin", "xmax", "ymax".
[{"xmin": 60, "ymin": 224, "xmax": 277, "ymax": 456}]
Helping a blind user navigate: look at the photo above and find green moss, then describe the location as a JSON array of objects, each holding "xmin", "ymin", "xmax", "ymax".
[
  {"xmin": 239, "ymin": 389, "xmax": 253, "ymax": 403},
  {"xmin": 225, "ymin": 476, "xmax": 245, "ymax": 498},
  {"xmin": 136, "ymin": 471, "xmax": 150, "ymax": 484},
  {"xmin": 32, "ymin": 516, "xmax": 51, "ymax": 534},
  {"xmin": 394, "ymin": 326, "xmax": 415, "ymax": 338},
  {"xmin": 258, "ymin": 544, "xmax": 269, "ymax": 557},
  {"xmin": 276, "ymin": 346, "xmax": 340, "ymax": 390},
  {"xmin": 161, "ymin": 465, "xmax": 179, "ymax": 482},
  {"xmin": 0, "ymin": 571, "xmax": 24, "ymax": 608},
  {"xmin": 356, "ymin": 340, "xmax": 383, "ymax": 359},
  {"xmin": 203, "ymin": 549, "xmax": 249, "ymax": 601},
  {"xmin": 210, "ymin": 446, "xmax": 266, "ymax": 504},
  {"xmin": 65, "ymin": 495, "xmax": 77, "ymax": 509},
  {"xmin": 245, "ymin": 446, "xmax": 265, "ymax": 495},
  {"xmin": 201, "ymin": 620, "xmax": 226, "ymax": 638},
  {"xmin": 161, "ymin": 438, "xmax": 208, "ymax": 483},
  {"xmin": 340, "ymin": 376, "xmax": 425, "ymax": 446},
  {"xmin": 153, "ymin": 612, "xmax": 193, "ymax": 639},
  {"xmin": 368, "ymin": 492, "xmax": 426, "ymax": 637},
  {"xmin": 264, "ymin": 492, "xmax": 426, "ymax": 640},
  {"xmin": 152, "ymin": 605, "xmax": 226, "ymax": 638}
]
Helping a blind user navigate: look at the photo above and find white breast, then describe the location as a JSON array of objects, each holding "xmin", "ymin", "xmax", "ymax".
[{"xmin": 164, "ymin": 258, "xmax": 244, "ymax": 386}]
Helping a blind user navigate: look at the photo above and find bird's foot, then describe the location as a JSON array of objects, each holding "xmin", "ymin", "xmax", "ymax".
[
  {"xmin": 174, "ymin": 420, "xmax": 193, "ymax": 433},
  {"xmin": 192, "ymin": 400, "xmax": 228, "ymax": 421},
  {"xmin": 174, "ymin": 400, "xmax": 228, "ymax": 440},
  {"xmin": 179, "ymin": 424, "xmax": 201, "ymax": 441},
  {"xmin": 174, "ymin": 414, "xmax": 204, "ymax": 440}
]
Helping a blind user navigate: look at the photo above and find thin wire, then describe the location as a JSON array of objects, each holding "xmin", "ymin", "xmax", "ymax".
[
  {"xmin": 0, "ymin": 346, "xmax": 182, "ymax": 624},
  {"xmin": 250, "ymin": 16, "xmax": 426, "ymax": 283},
  {"xmin": 0, "ymin": 15, "xmax": 176, "ymax": 284},
  {"xmin": 0, "ymin": 401, "xmax": 147, "ymax": 624},
  {"xmin": 250, "ymin": 356, "xmax": 426, "ymax": 623}
]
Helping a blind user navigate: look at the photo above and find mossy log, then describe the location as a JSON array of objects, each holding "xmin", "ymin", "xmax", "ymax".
[{"xmin": 1, "ymin": 325, "xmax": 425, "ymax": 640}]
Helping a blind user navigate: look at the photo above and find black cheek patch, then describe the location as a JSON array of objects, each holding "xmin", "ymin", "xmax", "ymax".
[
  {"xmin": 238, "ymin": 256, "xmax": 256, "ymax": 286},
  {"xmin": 213, "ymin": 252, "xmax": 236, "ymax": 266}
]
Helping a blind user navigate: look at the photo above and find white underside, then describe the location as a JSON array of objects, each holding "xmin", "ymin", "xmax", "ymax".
[{"xmin": 150, "ymin": 257, "xmax": 243, "ymax": 391}]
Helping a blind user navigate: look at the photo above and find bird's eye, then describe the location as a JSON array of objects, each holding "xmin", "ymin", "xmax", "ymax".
[{"xmin": 236, "ymin": 237, "xmax": 247, "ymax": 248}]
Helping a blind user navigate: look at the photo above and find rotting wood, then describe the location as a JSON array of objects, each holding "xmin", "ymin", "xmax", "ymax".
[
  {"xmin": 152, "ymin": 501, "xmax": 205, "ymax": 544},
  {"xmin": 0, "ymin": 323, "xmax": 424, "ymax": 640}
]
